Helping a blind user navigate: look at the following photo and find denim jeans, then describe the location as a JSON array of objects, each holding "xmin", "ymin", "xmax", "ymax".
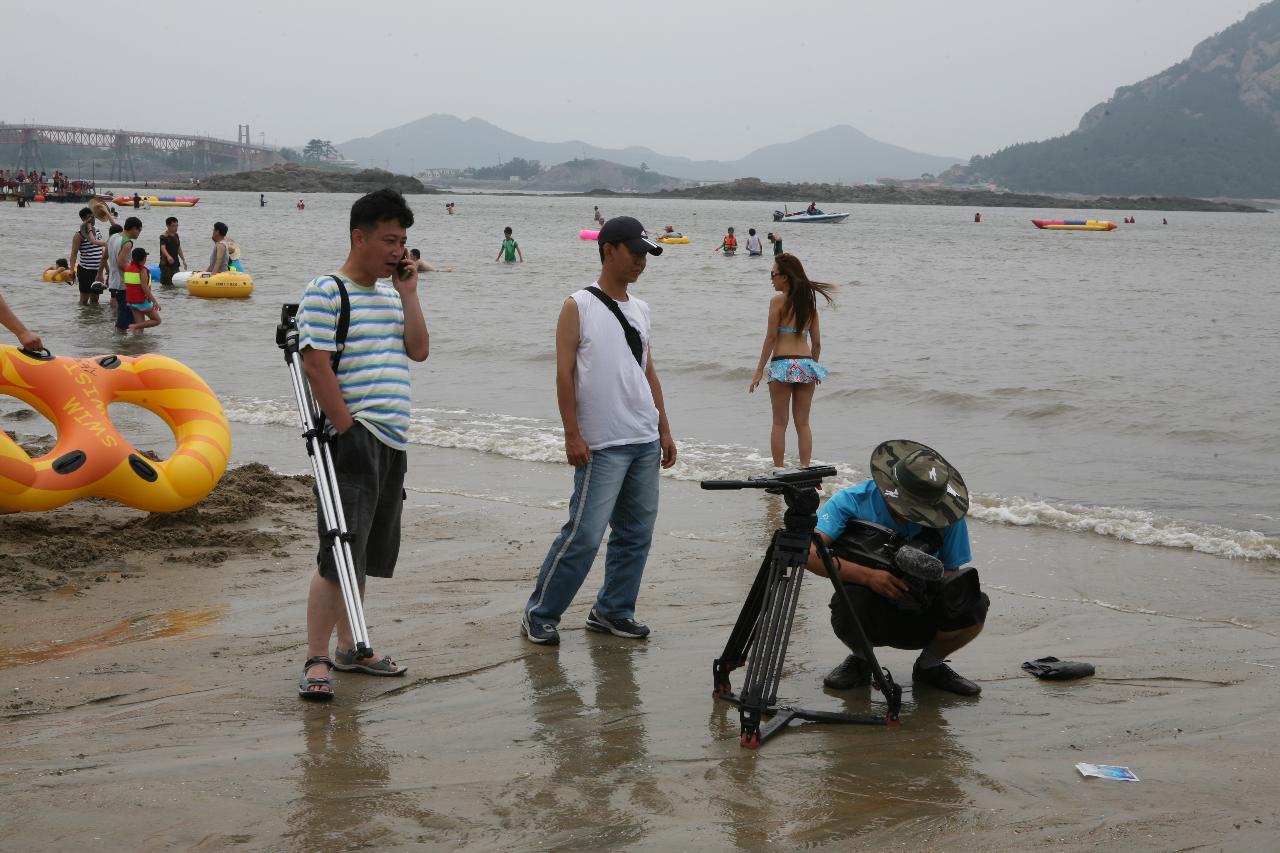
[{"xmin": 525, "ymin": 440, "xmax": 661, "ymax": 627}]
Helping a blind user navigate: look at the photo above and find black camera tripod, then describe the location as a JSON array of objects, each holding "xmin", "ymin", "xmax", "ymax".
[{"xmin": 702, "ymin": 466, "xmax": 902, "ymax": 749}]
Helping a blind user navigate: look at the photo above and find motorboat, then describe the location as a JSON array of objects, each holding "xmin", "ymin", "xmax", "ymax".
[{"xmin": 772, "ymin": 208, "xmax": 849, "ymax": 223}]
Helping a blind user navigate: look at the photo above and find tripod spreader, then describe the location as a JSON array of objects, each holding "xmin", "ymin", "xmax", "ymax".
[{"xmin": 702, "ymin": 467, "xmax": 903, "ymax": 748}]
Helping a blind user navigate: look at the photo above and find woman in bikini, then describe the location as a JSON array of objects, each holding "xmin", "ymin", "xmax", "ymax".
[{"xmin": 748, "ymin": 252, "xmax": 835, "ymax": 468}]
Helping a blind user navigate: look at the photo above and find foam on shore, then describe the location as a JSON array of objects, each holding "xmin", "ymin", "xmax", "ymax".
[{"xmin": 219, "ymin": 398, "xmax": 1280, "ymax": 562}]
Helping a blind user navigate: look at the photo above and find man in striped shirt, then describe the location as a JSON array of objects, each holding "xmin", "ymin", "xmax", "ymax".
[
  {"xmin": 295, "ymin": 188, "xmax": 429, "ymax": 700},
  {"xmin": 70, "ymin": 207, "xmax": 108, "ymax": 306}
]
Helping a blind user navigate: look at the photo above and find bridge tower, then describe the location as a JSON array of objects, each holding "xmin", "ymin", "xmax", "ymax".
[
  {"xmin": 237, "ymin": 124, "xmax": 251, "ymax": 172},
  {"xmin": 193, "ymin": 141, "xmax": 212, "ymax": 179},
  {"xmin": 16, "ymin": 129, "xmax": 44, "ymax": 173},
  {"xmin": 110, "ymin": 132, "xmax": 136, "ymax": 182}
]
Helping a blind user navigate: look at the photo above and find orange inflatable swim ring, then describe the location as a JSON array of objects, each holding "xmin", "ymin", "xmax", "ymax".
[
  {"xmin": 0, "ymin": 345, "xmax": 231, "ymax": 513},
  {"xmin": 42, "ymin": 267, "xmax": 75, "ymax": 283}
]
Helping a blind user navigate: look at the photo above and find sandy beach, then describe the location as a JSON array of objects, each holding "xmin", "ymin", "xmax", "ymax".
[{"xmin": 2, "ymin": 422, "xmax": 1277, "ymax": 852}]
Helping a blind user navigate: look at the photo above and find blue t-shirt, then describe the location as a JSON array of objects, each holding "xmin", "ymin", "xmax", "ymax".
[
  {"xmin": 817, "ymin": 479, "xmax": 972, "ymax": 570},
  {"xmin": 297, "ymin": 274, "xmax": 411, "ymax": 450}
]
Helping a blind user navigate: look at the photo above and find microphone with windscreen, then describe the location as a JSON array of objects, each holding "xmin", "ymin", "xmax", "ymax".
[{"xmin": 892, "ymin": 544, "xmax": 944, "ymax": 581}]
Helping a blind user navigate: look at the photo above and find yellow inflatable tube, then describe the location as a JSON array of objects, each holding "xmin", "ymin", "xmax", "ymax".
[
  {"xmin": 0, "ymin": 346, "xmax": 231, "ymax": 513},
  {"xmin": 186, "ymin": 272, "xmax": 254, "ymax": 299}
]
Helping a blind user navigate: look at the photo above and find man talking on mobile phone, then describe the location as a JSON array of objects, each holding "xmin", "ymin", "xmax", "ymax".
[{"xmin": 293, "ymin": 188, "xmax": 429, "ymax": 700}]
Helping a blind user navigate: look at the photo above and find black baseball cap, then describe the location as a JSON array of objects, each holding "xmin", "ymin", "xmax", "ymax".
[{"xmin": 597, "ymin": 216, "xmax": 662, "ymax": 256}]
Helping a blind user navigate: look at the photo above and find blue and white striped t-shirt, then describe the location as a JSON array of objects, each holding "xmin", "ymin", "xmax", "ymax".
[{"xmin": 296, "ymin": 274, "xmax": 411, "ymax": 450}]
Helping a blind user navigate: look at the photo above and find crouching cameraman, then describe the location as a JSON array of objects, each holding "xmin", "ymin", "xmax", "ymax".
[{"xmin": 804, "ymin": 440, "xmax": 988, "ymax": 696}]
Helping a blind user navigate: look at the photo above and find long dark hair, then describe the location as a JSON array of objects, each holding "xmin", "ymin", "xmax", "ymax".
[{"xmin": 774, "ymin": 253, "xmax": 834, "ymax": 332}]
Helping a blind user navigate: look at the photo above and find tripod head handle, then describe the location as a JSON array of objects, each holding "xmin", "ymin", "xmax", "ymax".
[
  {"xmin": 276, "ymin": 303, "xmax": 301, "ymax": 354},
  {"xmin": 701, "ymin": 465, "xmax": 838, "ymax": 492}
]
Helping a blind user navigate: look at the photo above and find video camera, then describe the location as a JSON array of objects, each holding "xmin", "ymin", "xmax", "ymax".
[{"xmin": 830, "ymin": 521, "xmax": 943, "ymax": 611}]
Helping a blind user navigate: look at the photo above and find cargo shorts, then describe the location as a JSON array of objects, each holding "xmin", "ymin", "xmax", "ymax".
[{"xmin": 315, "ymin": 421, "xmax": 407, "ymax": 582}]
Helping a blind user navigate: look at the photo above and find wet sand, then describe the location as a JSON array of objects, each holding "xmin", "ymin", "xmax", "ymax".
[{"xmin": 2, "ymin": 433, "xmax": 1278, "ymax": 851}]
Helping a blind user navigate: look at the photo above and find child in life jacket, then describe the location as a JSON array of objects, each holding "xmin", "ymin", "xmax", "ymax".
[
  {"xmin": 124, "ymin": 246, "xmax": 161, "ymax": 333},
  {"xmin": 716, "ymin": 227, "xmax": 738, "ymax": 255}
]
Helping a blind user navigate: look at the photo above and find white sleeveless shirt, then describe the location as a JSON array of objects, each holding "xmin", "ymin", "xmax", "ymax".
[{"xmin": 571, "ymin": 286, "xmax": 659, "ymax": 450}]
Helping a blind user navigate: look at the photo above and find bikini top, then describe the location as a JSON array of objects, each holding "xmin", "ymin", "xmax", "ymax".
[{"xmin": 778, "ymin": 326, "xmax": 801, "ymax": 334}]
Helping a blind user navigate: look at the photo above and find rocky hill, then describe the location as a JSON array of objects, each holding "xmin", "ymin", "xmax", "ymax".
[
  {"xmin": 961, "ymin": 1, "xmax": 1280, "ymax": 197},
  {"xmin": 200, "ymin": 163, "xmax": 428, "ymax": 194}
]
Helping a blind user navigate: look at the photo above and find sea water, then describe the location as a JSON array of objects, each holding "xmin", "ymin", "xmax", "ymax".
[{"xmin": 2, "ymin": 191, "xmax": 1277, "ymax": 559}]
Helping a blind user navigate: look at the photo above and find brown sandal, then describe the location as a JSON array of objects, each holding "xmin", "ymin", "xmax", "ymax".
[{"xmin": 298, "ymin": 655, "xmax": 335, "ymax": 700}]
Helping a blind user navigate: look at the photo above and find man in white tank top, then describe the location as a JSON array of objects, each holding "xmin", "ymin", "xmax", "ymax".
[{"xmin": 522, "ymin": 217, "xmax": 678, "ymax": 645}]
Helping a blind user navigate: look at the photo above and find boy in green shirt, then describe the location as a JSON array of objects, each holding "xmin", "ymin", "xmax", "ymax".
[{"xmin": 495, "ymin": 226, "xmax": 524, "ymax": 263}]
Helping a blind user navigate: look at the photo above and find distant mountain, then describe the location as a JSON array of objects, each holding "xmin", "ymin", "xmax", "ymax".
[
  {"xmin": 962, "ymin": 1, "xmax": 1280, "ymax": 197},
  {"xmin": 337, "ymin": 114, "xmax": 959, "ymax": 184}
]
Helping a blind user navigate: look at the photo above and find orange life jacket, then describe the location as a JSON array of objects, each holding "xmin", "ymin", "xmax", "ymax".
[{"xmin": 724, "ymin": 234, "xmax": 737, "ymax": 249}]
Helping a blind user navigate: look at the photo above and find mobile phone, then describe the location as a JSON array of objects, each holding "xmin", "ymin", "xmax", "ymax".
[{"xmin": 396, "ymin": 255, "xmax": 412, "ymax": 281}]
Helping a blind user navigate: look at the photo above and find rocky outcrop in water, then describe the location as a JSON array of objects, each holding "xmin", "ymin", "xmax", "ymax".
[{"xmin": 200, "ymin": 163, "xmax": 429, "ymax": 194}]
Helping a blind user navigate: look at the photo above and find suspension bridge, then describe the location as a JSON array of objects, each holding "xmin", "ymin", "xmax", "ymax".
[{"xmin": 0, "ymin": 123, "xmax": 278, "ymax": 180}]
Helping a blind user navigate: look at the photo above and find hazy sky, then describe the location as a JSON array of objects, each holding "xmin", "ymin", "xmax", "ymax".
[{"xmin": 3, "ymin": 0, "xmax": 1266, "ymax": 162}]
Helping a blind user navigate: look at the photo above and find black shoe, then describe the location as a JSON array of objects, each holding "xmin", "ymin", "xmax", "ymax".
[
  {"xmin": 522, "ymin": 614, "xmax": 560, "ymax": 645},
  {"xmin": 585, "ymin": 608, "xmax": 650, "ymax": 639},
  {"xmin": 913, "ymin": 660, "xmax": 981, "ymax": 696},
  {"xmin": 823, "ymin": 654, "xmax": 871, "ymax": 689}
]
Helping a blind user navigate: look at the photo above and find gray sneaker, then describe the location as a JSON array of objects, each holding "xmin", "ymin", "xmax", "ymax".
[
  {"xmin": 522, "ymin": 614, "xmax": 560, "ymax": 645},
  {"xmin": 585, "ymin": 608, "xmax": 650, "ymax": 639}
]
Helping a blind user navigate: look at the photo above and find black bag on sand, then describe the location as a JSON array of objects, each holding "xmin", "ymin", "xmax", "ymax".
[{"xmin": 1022, "ymin": 656, "xmax": 1096, "ymax": 680}]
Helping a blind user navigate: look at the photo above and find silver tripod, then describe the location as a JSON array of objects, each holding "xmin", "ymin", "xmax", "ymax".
[{"xmin": 276, "ymin": 304, "xmax": 372, "ymax": 659}]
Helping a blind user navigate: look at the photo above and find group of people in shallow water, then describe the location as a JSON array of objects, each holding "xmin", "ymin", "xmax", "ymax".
[{"xmin": 715, "ymin": 226, "xmax": 782, "ymax": 257}]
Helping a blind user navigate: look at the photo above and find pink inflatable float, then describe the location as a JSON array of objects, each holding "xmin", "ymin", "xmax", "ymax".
[{"xmin": 579, "ymin": 229, "xmax": 599, "ymax": 241}]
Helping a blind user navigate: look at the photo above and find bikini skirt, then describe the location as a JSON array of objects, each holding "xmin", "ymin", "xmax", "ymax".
[{"xmin": 767, "ymin": 356, "xmax": 828, "ymax": 384}]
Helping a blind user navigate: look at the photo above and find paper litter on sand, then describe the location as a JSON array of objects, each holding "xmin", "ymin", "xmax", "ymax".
[{"xmin": 1076, "ymin": 763, "xmax": 1140, "ymax": 781}]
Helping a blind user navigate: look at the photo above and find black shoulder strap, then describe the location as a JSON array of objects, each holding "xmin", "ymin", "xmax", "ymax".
[
  {"xmin": 585, "ymin": 286, "xmax": 643, "ymax": 367},
  {"xmin": 330, "ymin": 275, "xmax": 350, "ymax": 371}
]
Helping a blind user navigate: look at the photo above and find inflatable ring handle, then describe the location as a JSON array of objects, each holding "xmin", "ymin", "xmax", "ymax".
[{"xmin": 18, "ymin": 348, "xmax": 53, "ymax": 361}]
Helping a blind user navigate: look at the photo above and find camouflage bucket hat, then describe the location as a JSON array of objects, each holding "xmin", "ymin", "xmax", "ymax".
[{"xmin": 869, "ymin": 439, "xmax": 969, "ymax": 528}]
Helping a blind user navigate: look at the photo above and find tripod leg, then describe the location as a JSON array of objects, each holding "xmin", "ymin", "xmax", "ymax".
[
  {"xmin": 713, "ymin": 546, "xmax": 773, "ymax": 698},
  {"xmin": 315, "ymin": 438, "xmax": 371, "ymax": 656},
  {"xmin": 814, "ymin": 536, "xmax": 901, "ymax": 723},
  {"xmin": 737, "ymin": 530, "xmax": 809, "ymax": 745}
]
